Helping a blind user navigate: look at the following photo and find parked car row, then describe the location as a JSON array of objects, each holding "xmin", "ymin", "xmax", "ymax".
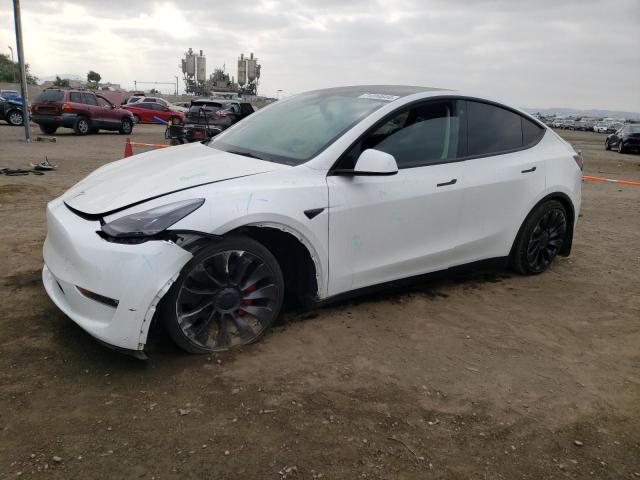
[{"xmin": 550, "ymin": 119, "xmax": 623, "ymax": 133}]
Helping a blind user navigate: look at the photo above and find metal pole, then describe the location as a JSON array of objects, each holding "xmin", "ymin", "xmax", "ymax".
[
  {"xmin": 175, "ymin": 76, "xmax": 178, "ymax": 96},
  {"xmin": 12, "ymin": 0, "xmax": 30, "ymax": 142}
]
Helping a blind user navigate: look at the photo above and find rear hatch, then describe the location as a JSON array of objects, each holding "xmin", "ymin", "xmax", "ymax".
[
  {"xmin": 187, "ymin": 102, "xmax": 223, "ymax": 124},
  {"xmin": 32, "ymin": 90, "xmax": 64, "ymax": 115}
]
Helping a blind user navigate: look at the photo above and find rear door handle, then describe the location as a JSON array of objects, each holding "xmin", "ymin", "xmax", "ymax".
[
  {"xmin": 521, "ymin": 166, "xmax": 537, "ymax": 173},
  {"xmin": 436, "ymin": 179, "xmax": 457, "ymax": 187}
]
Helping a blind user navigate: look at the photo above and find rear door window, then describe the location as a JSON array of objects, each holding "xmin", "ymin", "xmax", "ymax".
[{"xmin": 69, "ymin": 92, "xmax": 82, "ymax": 103}]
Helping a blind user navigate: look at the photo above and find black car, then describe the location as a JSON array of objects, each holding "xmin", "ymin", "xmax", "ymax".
[
  {"xmin": 605, "ymin": 124, "xmax": 640, "ymax": 153},
  {"xmin": 0, "ymin": 95, "xmax": 25, "ymax": 126},
  {"xmin": 167, "ymin": 99, "xmax": 255, "ymax": 144}
]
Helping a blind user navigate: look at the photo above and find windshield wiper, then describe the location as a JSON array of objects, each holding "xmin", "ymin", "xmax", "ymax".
[{"xmin": 226, "ymin": 150, "xmax": 264, "ymax": 160}]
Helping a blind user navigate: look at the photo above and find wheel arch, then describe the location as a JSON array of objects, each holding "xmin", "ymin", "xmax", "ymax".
[
  {"xmin": 231, "ymin": 223, "xmax": 321, "ymax": 307},
  {"xmin": 509, "ymin": 192, "xmax": 576, "ymax": 258}
]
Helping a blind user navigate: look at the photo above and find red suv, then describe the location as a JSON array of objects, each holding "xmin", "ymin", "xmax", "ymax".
[
  {"xmin": 122, "ymin": 102, "xmax": 185, "ymax": 125},
  {"xmin": 31, "ymin": 88, "xmax": 134, "ymax": 135}
]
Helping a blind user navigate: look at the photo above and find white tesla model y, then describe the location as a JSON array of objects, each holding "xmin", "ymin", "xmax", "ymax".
[{"xmin": 42, "ymin": 86, "xmax": 582, "ymax": 357}]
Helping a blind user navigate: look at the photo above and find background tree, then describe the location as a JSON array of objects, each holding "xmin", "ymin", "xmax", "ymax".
[
  {"xmin": 0, "ymin": 53, "xmax": 38, "ymax": 84},
  {"xmin": 87, "ymin": 70, "xmax": 101, "ymax": 88},
  {"xmin": 53, "ymin": 75, "xmax": 70, "ymax": 87}
]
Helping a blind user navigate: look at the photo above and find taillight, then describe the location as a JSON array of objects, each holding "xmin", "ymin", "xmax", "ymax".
[
  {"xmin": 573, "ymin": 150, "xmax": 584, "ymax": 171},
  {"xmin": 62, "ymin": 103, "xmax": 72, "ymax": 111}
]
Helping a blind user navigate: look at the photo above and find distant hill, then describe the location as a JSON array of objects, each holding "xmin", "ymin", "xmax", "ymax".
[
  {"xmin": 39, "ymin": 74, "xmax": 84, "ymax": 82},
  {"xmin": 524, "ymin": 107, "xmax": 640, "ymax": 120}
]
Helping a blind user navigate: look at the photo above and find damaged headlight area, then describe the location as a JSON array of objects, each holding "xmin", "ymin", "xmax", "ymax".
[{"xmin": 100, "ymin": 198, "xmax": 205, "ymax": 240}]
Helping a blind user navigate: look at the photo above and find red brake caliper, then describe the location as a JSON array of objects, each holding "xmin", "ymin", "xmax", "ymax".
[{"xmin": 237, "ymin": 284, "xmax": 256, "ymax": 316}]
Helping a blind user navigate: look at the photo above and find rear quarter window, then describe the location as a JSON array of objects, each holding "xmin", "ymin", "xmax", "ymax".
[
  {"xmin": 35, "ymin": 90, "xmax": 64, "ymax": 102},
  {"xmin": 522, "ymin": 117, "xmax": 545, "ymax": 145},
  {"xmin": 467, "ymin": 101, "xmax": 522, "ymax": 156}
]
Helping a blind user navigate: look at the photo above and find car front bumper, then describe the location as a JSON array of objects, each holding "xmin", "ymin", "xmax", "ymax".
[{"xmin": 42, "ymin": 198, "xmax": 192, "ymax": 352}]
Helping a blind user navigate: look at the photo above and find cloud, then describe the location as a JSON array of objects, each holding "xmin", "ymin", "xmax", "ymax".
[{"xmin": 1, "ymin": 0, "xmax": 638, "ymax": 111}]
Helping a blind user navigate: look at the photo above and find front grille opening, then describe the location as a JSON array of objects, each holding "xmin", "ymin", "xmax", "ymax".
[{"xmin": 76, "ymin": 286, "xmax": 119, "ymax": 308}]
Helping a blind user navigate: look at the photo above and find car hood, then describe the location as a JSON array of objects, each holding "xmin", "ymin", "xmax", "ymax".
[{"xmin": 63, "ymin": 142, "xmax": 289, "ymax": 215}]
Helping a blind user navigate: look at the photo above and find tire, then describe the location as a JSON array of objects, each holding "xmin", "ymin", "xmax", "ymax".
[
  {"xmin": 73, "ymin": 116, "xmax": 90, "ymax": 135},
  {"xmin": 6, "ymin": 109, "xmax": 23, "ymax": 126},
  {"xmin": 617, "ymin": 142, "xmax": 625, "ymax": 154},
  {"xmin": 39, "ymin": 124, "xmax": 57, "ymax": 135},
  {"xmin": 132, "ymin": 114, "xmax": 141, "ymax": 124},
  {"xmin": 169, "ymin": 116, "xmax": 181, "ymax": 125},
  {"xmin": 605, "ymin": 140, "xmax": 610, "ymax": 151},
  {"xmin": 511, "ymin": 200, "xmax": 567, "ymax": 275},
  {"xmin": 119, "ymin": 118, "xmax": 133, "ymax": 135},
  {"xmin": 169, "ymin": 138, "xmax": 184, "ymax": 146},
  {"xmin": 161, "ymin": 236, "xmax": 285, "ymax": 354}
]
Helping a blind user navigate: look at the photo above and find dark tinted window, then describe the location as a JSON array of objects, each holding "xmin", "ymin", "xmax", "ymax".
[
  {"xmin": 35, "ymin": 90, "xmax": 64, "ymax": 102},
  {"xmin": 467, "ymin": 101, "xmax": 522, "ymax": 155},
  {"xmin": 522, "ymin": 117, "xmax": 544, "ymax": 145},
  {"xmin": 135, "ymin": 103, "xmax": 152, "ymax": 110},
  {"xmin": 340, "ymin": 100, "xmax": 461, "ymax": 169},
  {"xmin": 69, "ymin": 92, "xmax": 82, "ymax": 103},
  {"xmin": 82, "ymin": 93, "xmax": 98, "ymax": 106},
  {"xmin": 150, "ymin": 103, "xmax": 165, "ymax": 111}
]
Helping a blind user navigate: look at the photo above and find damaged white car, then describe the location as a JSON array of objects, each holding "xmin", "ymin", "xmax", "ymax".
[{"xmin": 43, "ymin": 85, "xmax": 582, "ymax": 357}]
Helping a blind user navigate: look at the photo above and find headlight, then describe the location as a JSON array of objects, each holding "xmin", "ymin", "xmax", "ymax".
[{"xmin": 101, "ymin": 199, "xmax": 204, "ymax": 238}]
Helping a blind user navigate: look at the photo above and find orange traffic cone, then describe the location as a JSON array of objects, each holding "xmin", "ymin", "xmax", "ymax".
[{"xmin": 124, "ymin": 138, "xmax": 133, "ymax": 158}]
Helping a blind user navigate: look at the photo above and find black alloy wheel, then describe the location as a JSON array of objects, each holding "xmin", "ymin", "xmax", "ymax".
[
  {"xmin": 512, "ymin": 200, "xmax": 567, "ymax": 275},
  {"xmin": 162, "ymin": 237, "xmax": 284, "ymax": 353}
]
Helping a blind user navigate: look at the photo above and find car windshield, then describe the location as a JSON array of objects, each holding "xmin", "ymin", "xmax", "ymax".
[
  {"xmin": 35, "ymin": 90, "xmax": 64, "ymax": 102},
  {"xmin": 209, "ymin": 91, "xmax": 391, "ymax": 165}
]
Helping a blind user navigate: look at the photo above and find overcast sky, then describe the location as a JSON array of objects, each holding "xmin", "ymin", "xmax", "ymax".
[{"xmin": 1, "ymin": 0, "xmax": 639, "ymax": 111}]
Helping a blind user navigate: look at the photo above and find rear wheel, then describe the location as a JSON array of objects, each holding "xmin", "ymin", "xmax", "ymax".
[
  {"xmin": 39, "ymin": 124, "xmax": 58, "ymax": 135},
  {"xmin": 73, "ymin": 116, "xmax": 90, "ymax": 135},
  {"xmin": 161, "ymin": 236, "xmax": 285, "ymax": 354},
  {"xmin": 605, "ymin": 139, "xmax": 610, "ymax": 150},
  {"xmin": 6, "ymin": 109, "xmax": 23, "ymax": 126},
  {"xmin": 169, "ymin": 116, "xmax": 181, "ymax": 125},
  {"xmin": 132, "ymin": 114, "xmax": 141, "ymax": 124},
  {"xmin": 511, "ymin": 200, "xmax": 567, "ymax": 275},
  {"xmin": 119, "ymin": 118, "xmax": 133, "ymax": 135},
  {"xmin": 617, "ymin": 141, "xmax": 625, "ymax": 153}
]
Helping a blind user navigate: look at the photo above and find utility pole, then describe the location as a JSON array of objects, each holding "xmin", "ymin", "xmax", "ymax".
[
  {"xmin": 12, "ymin": 0, "xmax": 30, "ymax": 142},
  {"xmin": 175, "ymin": 76, "xmax": 178, "ymax": 96}
]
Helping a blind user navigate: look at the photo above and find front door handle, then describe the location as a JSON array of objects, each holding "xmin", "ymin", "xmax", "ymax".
[
  {"xmin": 521, "ymin": 166, "xmax": 537, "ymax": 173},
  {"xmin": 437, "ymin": 179, "xmax": 457, "ymax": 187}
]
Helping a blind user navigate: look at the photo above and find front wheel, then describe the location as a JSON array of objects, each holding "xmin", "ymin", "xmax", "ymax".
[
  {"xmin": 6, "ymin": 110, "xmax": 24, "ymax": 126},
  {"xmin": 617, "ymin": 142, "xmax": 625, "ymax": 154},
  {"xmin": 119, "ymin": 118, "xmax": 133, "ymax": 135},
  {"xmin": 169, "ymin": 116, "xmax": 182, "ymax": 125},
  {"xmin": 161, "ymin": 236, "xmax": 285, "ymax": 353},
  {"xmin": 605, "ymin": 140, "xmax": 610, "ymax": 151},
  {"xmin": 511, "ymin": 200, "xmax": 567, "ymax": 275}
]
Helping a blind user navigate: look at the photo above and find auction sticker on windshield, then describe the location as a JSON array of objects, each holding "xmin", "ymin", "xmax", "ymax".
[{"xmin": 358, "ymin": 93, "xmax": 400, "ymax": 101}]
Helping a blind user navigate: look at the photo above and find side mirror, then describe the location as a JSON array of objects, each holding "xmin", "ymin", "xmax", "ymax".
[{"xmin": 336, "ymin": 149, "xmax": 398, "ymax": 176}]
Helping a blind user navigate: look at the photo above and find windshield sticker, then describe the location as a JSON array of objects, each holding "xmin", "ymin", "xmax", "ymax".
[{"xmin": 358, "ymin": 93, "xmax": 400, "ymax": 102}]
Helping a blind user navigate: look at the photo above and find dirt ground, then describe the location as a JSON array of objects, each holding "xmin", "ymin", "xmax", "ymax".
[{"xmin": 0, "ymin": 124, "xmax": 638, "ymax": 479}]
